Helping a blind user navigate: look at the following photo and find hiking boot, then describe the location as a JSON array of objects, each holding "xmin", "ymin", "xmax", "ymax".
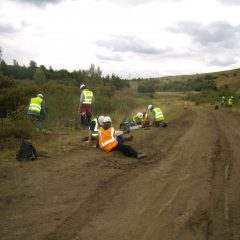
[
  {"xmin": 125, "ymin": 135, "xmax": 133, "ymax": 141},
  {"xmin": 162, "ymin": 122, "xmax": 168, "ymax": 128},
  {"xmin": 137, "ymin": 152, "xmax": 147, "ymax": 159}
]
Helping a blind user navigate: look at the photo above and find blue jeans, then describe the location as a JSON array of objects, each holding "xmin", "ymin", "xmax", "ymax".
[
  {"xmin": 116, "ymin": 135, "xmax": 124, "ymax": 144},
  {"xmin": 28, "ymin": 114, "xmax": 42, "ymax": 129}
]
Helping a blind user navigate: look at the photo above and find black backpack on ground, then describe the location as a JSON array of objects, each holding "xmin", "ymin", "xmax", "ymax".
[{"xmin": 16, "ymin": 140, "xmax": 37, "ymax": 161}]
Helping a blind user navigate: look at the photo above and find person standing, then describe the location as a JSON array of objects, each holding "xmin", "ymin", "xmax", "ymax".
[
  {"xmin": 220, "ymin": 96, "xmax": 226, "ymax": 107},
  {"xmin": 79, "ymin": 84, "xmax": 94, "ymax": 126},
  {"xmin": 228, "ymin": 96, "xmax": 234, "ymax": 109},
  {"xmin": 27, "ymin": 93, "xmax": 46, "ymax": 129}
]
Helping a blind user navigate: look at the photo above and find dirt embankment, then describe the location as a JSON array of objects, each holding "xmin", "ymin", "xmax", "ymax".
[{"xmin": 1, "ymin": 109, "xmax": 240, "ymax": 240}]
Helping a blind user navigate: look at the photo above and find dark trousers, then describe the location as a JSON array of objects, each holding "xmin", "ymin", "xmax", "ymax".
[
  {"xmin": 81, "ymin": 112, "xmax": 92, "ymax": 126},
  {"xmin": 111, "ymin": 142, "xmax": 138, "ymax": 158}
]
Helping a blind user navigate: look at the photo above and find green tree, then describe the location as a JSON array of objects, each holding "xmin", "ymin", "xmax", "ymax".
[
  {"xmin": 33, "ymin": 68, "xmax": 47, "ymax": 83},
  {"xmin": 13, "ymin": 59, "xmax": 19, "ymax": 66},
  {"xmin": 0, "ymin": 47, "xmax": 2, "ymax": 63},
  {"xmin": 29, "ymin": 60, "xmax": 37, "ymax": 69}
]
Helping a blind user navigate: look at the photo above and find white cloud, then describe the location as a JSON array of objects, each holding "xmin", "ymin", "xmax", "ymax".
[
  {"xmin": 218, "ymin": 0, "xmax": 240, "ymax": 5},
  {"xmin": 1, "ymin": 0, "xmax": 240, "ymax": 77},
  {"xmin": 10, "ymin": 0, "xmax": 63, "ymax": 7}
]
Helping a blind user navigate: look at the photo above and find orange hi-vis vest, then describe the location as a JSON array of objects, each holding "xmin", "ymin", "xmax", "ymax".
[{"xmin": 98, "ymin": 127, "xmax": 118, "ymax": 152}]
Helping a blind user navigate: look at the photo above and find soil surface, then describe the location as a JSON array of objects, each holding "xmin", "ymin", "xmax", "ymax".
[{"xmin": 1, "ymin": 109, "xmax": 240, "ymax": 240}]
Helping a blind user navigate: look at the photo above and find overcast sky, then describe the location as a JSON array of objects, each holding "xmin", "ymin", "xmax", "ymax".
[{"xmin": 1, "ymin": 0, "xmax": 240, "ymax": 78}]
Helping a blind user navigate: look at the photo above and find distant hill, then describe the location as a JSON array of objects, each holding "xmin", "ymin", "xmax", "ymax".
[{"xmin": 131, "ymin": 68, "xmax": 240, "ymax": 93}]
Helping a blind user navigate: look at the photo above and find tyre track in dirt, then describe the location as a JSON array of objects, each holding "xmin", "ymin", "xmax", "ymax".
[
  {"xmin": 42, "ymin": 111, "xmax": 195, "ymax": 240},
  {"xmin": 214, "ymin": 111, "xmax": 240, "ymax": 240},
  {"xmin": 0, "ymin": 111, "xmax": 193, "ymax": 240},
  {"xmin": 1, "ymin": 109, "xmax": 240, "ymax": 240}
]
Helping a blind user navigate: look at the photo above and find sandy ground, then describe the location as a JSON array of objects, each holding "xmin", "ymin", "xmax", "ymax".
[{"xmin": 1, "ymin": 108, "xmax": 240, "ymax": 240}]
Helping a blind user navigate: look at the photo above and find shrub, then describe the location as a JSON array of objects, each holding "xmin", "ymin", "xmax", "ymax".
[
  {"xmin": 0, "ymin": 81, "xmax": 40, "ymax": 117},
  {"xmin": 138, "ymin": 81, "xmax": 155, "ymax": 93},
  {"xmin": 0, "ymin": 76, "xmax": 16, "ymax": 89},
  {"xmin": 0, "ymin": 108, "xmax": 36, "ymax": 148}
]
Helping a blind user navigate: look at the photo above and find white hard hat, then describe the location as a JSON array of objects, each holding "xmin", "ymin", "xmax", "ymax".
[
  {"xmin": 148, "ymin": 105, "xmax": 153, "ymax": 110},
  {"xmin": 137, "ymin": 112, "xmax": 143, "ymax": 119},
  {"xmin": 80, "ymin": 84, "xmax": 86, "ymax": 90},
  {"xmin": 222, "ymin": 96, "xmax": 225, "ymax": 98},
  {"xmin": 98, "ymin": 116, "xmax": 105, "ymax": 125},
  {"xmin": 103, "ymin": 116, "xmax": 112, "ymax": 123},
  {"xmin": 231, "ymin": 96, "xmax": 234, "ymax": 98},
  {"xmin": 37, "ymin": 94, "xmax": 43, "ymax": 98}
]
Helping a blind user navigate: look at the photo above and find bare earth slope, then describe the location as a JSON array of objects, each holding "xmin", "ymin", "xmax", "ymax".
[{"xmin": 1, "ymin": 109, "xmax": 240, "ymax": 240}]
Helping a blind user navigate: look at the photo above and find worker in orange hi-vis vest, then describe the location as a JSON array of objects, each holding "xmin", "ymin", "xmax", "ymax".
[
  {"xmin": 183, "ymin": 101, "xmax": 189, "ymax": 110},
  {"xmin": 98, "ymin": 116, "xmax": 147, "ymax": 159}
]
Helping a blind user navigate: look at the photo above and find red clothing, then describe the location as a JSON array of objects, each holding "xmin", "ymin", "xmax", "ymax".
[{"xmin": 79, "ymin": 104, "xmax": 93, "ymax": 114}]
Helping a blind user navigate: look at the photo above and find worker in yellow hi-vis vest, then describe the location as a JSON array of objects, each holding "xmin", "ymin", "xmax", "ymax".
[
  {"xmin": 79, "ymin": 84, "xmax": 94, "ymax": 126},
  {"xmin": 27, "ymin": 94, "xmax": 46, "ymax": 129},
  {"xmin": 148, "ymin": 104, "xmax": 167, "ymax": 128}
]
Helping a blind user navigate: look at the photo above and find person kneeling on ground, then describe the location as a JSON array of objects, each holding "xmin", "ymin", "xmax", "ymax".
[
  {"xmin": 87, "ymin": 115, "xmax": 105, "ymax": 144},
  {"xmin": 148, "ymin": 104, "xmax": 167, "ymax": 128},
  {"xmin": 98, "ymin": 116, "xmax": 146, "ymax": 159},
  {"xmin": 132, "ymin": 112, "xmax": 144, "ymax": 126}
]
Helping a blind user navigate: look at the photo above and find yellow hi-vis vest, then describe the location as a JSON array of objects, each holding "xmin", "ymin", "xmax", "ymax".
[
  {"xmin": 153, "ymin": 107, "xmax": 164, "ymax": 121},
  {"xmin": 83, "ymin": 90, "xmax": 93, "ymax": 104},
  {"xmin": 133, "ymin": 115, "xmax": 142, "ymax": 123},
  {"xmin": 29, "ymin": 97, "xmax": 43, "ymax": 113},
  {"xmin": 91, "ymin": 118, "xmax": 99, "ymax": 137},
  {"xmin": 228, "ymin": 98, "xmax": 233, "ymax": 106}
]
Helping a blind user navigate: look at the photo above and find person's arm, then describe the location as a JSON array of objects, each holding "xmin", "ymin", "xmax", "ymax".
[
  {"xmin": 41, "ymin": 101, "xmax": 46, "ymax": 119},
  {"xmin": 80, "ymin": 92, "xmax": 84, "ymax": 104},
  {"xmin": 88, "ymin": 130, "xmax": 93, "ymax": 143}
]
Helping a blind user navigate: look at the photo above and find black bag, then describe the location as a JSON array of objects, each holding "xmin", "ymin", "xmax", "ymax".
[{"xmin": 16, "ymin": 140, "xmax": 37, "ymax": 161}]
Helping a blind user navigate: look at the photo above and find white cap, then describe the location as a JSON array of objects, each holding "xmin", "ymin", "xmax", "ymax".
[
  {"xmin": 103, "ymin": 116, "xmax": 112, "ymax": 123},
  {"xmin": 37, "ymin": 94, "xmax": 43, "ymax": 98},
  {"xmin": 148, "ymin": 105, "xmax": 153, "ymax": 110},
  {"xmin": 137, "ymin": 112, "xmax": 143, "ymax": 118},
  {"xmin": 80, "ymin": 84, "xmax": 86, "ymax": 90},
  {"xmin": 98, "ymin": 116, "xmax": 105, "ymax": 125}
]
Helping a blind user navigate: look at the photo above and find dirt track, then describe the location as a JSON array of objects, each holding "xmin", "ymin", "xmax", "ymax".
[{"xmin": 1, "ymin": 109, "xmax": 240, "ymax": 240}]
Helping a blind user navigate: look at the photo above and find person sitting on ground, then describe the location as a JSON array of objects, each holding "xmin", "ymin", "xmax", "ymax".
[
  {"xmin": 27, "ymin": 93, "xmax": 46, "ymax": 129},
  {"xmin": 148, "ymin": 104, "xmax": 167, "ymax": 128},
  {"xmin": 83, "ymin": 116, "xmax": 133, "ymax": 147},
  {"xmin": 119, "ymin": 116, "xmax": 131, "ymax": 133},
  {"xmin": 98, "ymin": 116, "xmax": 146, "ymax": 159}
]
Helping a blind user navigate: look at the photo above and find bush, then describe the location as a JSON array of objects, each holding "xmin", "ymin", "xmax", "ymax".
[
  {"xmin": 138, "ymin": 81, "xmax": 155, "ymax": 93},
  {"xmin": 0, "ymin": 76, "xmax": 16, "ymax": 89},
  {"xmin": 187, "ymin": 88, "xmax": 238, "ymax": 105},
  {"xmin": 0, "ymin": 108, "xmax": 36, "ymax": 148},
  {"xmin": 0, "ymin": 81, "xmax": 41, "ymax": 117}
]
